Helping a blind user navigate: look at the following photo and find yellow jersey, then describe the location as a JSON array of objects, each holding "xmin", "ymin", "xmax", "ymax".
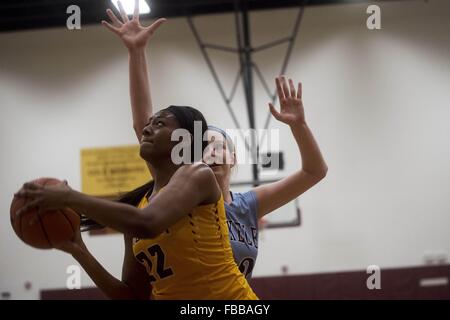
[{"xmin": 132, "ymin": 193, "xmax": 258, "ymax": 300}]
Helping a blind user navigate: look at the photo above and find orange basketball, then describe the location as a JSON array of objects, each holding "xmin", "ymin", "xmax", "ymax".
[{"xmin": 10, "ymin": 177, "xmax": 80, "ymax": 249}]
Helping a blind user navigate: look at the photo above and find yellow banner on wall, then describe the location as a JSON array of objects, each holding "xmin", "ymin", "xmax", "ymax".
[{"xmin": 81, "ymin": 145, "xmax": 151, "ymax": 197}]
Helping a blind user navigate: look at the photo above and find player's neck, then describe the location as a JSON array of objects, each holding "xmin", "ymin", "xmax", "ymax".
[
  {"xmin": 148, "ymin": 161, "xmax": 180, "ymax": 193},
  {"xmin": 219, "ymin": 176, "xmax": 232, "ymax": 204}
]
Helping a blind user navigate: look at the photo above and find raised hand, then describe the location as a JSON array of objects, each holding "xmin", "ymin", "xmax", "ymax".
[
  {"xmin": 269, "ymin": 76, "xmax": 306, "ymax": 126},
  {"xmin": 102, "ymin": 0, "xmax": 166, "ymax": 50}
]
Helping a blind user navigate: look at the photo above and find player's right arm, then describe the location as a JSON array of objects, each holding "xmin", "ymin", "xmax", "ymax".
[
  {"xmin": 57, "ymin": 229, "xmax": 150, "ymax": 299},
  {"xmin": 102, "ymin": 0, "xmax": 166, "ymax": 140},
  {"xmin": 15, "ymin": 164, "xmax": 221, "ymax": 239}
]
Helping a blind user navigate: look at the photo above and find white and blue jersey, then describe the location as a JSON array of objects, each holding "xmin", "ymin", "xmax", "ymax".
[{"xmin": 225, "ymin": 191, "xmax": 259, "ymax": 280}]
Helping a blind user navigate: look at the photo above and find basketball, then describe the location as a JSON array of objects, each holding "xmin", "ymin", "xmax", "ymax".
[{"xmin": 10, "ymin": 178, "xmax": 80, "ymax": 249}]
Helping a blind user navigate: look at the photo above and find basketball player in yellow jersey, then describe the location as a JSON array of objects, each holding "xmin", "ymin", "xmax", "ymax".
[
  {"xmin": 16, "ymin": 105, "xmax": 257, "ymax": 300},
  {"xmin": 133, "ymin": 192, "xmax": 256, "ymax": 299}
]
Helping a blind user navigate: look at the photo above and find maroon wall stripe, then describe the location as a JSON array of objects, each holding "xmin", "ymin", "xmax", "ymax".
[{"xmin": 40, "ymin": 265, "xmax": 450, "ymax": 300}]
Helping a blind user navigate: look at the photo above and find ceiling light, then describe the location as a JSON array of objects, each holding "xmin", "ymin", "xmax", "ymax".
[{"xmin": 111, "ymin": 0, "xmax": 150, "ymax": 15}]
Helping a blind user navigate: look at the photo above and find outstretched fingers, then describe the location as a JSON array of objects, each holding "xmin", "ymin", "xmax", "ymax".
[
  {"xmin": 275, "ymin": 77, "xmax": 285, "ymax": 100},
  {"xmin": 146, "ymin": 18, "xmax": 167, "ymax": 35},
  {"xmin": 281, "ymin": 76, "xmax": 291, "ymax": 99},
  {"xmin": 106, "ymin": 8, "xmax": 123, "ymax": 27},
  {"xmin": 102, "ymin": 20, "xmax": 120, "ymax": 35},
  {"xmin": 288, "ymin": 78, "xmax": 296, "ymax": 98},
  {"xmin": 133, "ymin": 0, "xmax": 140, "ymax": 21},
  {"xmin": 117, "ymin": 0, "xmax": 129, "ymax": 23},
  {"xmin": 297, "ymin": 82, "xmax": 302, "ymax": 99},
  {"xmin": 269, "ymin": 102, "xmax": 281, "ymax": 121}
]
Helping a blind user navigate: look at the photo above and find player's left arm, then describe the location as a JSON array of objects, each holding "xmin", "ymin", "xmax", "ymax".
[
  {"xmin": 252, "ymin": 77, "xmax": 328, "ymax": 219},
  {"xmin": 122, "ymin": 234, "xmax": 153, "ymax": 299}
]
